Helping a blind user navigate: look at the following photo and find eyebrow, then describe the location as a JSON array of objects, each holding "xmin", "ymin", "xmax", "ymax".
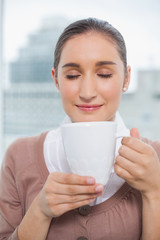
[
  {"xmin": 62, "ymin": 61, "xmax": 116, "ymax": 68},
  {"xmin": 96, "ymin": 61, "xmax": 116, "ymax": 66},
  {"xmin": 62, "ymin": 63, "xmax": 80, "ymax": 68}
]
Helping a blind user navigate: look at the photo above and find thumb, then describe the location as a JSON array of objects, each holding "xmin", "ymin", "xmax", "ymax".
[{"xmin": 130, "ymin": 128, "xmax": 140, "ymax": 139}]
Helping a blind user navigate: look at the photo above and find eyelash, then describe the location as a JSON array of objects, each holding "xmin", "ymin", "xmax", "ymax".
[
  {"xmin": 65, "ymin": 74, "xmax": 112, "ymax": 80},
  {"xmin": 66, "ymin": 75, "xmax": 80, "ymax": 79},
  {"xmin": 97, "ymin": 74, "xmax": 112, "ymax": 78}
]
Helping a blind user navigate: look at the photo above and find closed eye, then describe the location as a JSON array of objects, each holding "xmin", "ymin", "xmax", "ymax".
[
  {"xmin": 97, "ymin": 74, "xmax": 112, "ymax": 78},
  {"xmin": 66, "ymin": 75, "xmax": 81, "ymax": 79}
]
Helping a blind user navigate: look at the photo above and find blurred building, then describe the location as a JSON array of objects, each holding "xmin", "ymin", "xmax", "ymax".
[
  {"xmin": 3, "ymin": 81, "xmax": 66, "ymax": 150},
  {"xmin": 9, "ymin": 16, "xmax": 70, "ymax": 83},
  {"xmin": 4, "ymin": 83, "xmax": 65, "ymax": 134},
  {"xmin": 4, "ymin": 17, "xmax": 69, "ymax": 148},
  {"xmin": 119, "ymin": 70, "xmax": 160, "ymax": 139}
]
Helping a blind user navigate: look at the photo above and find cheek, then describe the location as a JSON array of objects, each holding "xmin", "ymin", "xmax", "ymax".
[
  {"xmin": 100, "ymin": 80, "xmax": 123, "ymax": 101},
  {"xmin": 59, "ymin": 82, "xmax": 78, "ymax": 101}
]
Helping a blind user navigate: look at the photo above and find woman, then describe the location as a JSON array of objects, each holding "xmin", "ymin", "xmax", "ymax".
[{"xmin": 0, "ymin": 18, "xmax": 160, "ymax": 240}]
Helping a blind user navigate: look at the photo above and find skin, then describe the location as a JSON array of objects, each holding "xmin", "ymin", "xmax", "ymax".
[
  {"xmin": 18, "ymin": 31, "xmax": 160, "ymax": 240},
  {"xmin": 52, "ymin": 32, "xmax": 130, "ymax": 122},
  {"xmin": 116, "ymin": 128, "xmax": 160, "ymax": 240}
]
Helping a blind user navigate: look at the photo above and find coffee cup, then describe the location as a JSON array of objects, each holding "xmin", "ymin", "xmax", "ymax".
[{"xmin": 61, "ymin": 121, "xmax": 119, "ymax": 185}]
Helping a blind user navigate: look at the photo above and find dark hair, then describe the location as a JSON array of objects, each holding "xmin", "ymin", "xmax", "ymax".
[{"xmin": 54, "ymin": 17, "xmax": 127, "ymax": 78}]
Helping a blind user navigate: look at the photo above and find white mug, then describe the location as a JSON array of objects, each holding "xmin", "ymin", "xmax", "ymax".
[{"xmin": 61, "ymin": 121, "xmax": 120, "ymax": 185}]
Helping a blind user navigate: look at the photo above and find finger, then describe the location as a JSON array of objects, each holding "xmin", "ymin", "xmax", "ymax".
[
  {"xmin": 51, "ymin": 198, "xmax": 96, "ymax": 217},
  {"xmin": 114, "ymin": 162, "xmax": 133, "ymax": 181},
  {"xmin": 60, "ymin": 198, "xmax": 96, "ymax": 212},
  {"xmin": 116, "ymin": 155, "xmax": 137, "ymax": 175},
  {"xmin": 51, "ymin": 192, "xmax": 101, "ymax": 205},
  {"xmin": 130, "ymin": 128, "xmax": 140, "ymax": 139},
  {"xmin": 118, "ymin": 144, "xmax": 142, "ymax": 163},
  {"xmin": 52, "ymin": 182, "xmax": 104, "ymax": 195},
  {"xmin": 52, "ymin": 172, "xmax": 95, "ymax": 185},
  {"xmin": 121, "ymin": 136, "xmax": 150, "ymax": 154}
]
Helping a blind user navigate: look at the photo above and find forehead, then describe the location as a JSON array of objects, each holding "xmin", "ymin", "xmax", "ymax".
[{"xmin": 59, "ymin": 32, "xmax": 121, "ymax": 65}]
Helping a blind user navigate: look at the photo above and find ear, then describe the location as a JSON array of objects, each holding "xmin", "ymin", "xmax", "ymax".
[
  {"xmin": 51, "ymin": 68, "xmax": 59, "ymax": 90},
  {"xmin": 123, "ymin": 66, "xmax": 131, "ymax": 92}
]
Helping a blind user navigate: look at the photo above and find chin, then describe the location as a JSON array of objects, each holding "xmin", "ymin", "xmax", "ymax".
[{"xmin": 71, "ymin": 115, "xmax": 112, "ymax": 123}]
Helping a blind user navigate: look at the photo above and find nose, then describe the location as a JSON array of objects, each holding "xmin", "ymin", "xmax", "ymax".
[{"xmin": 79, "ymin": 75, "xmax": 97, "ymax": 101}]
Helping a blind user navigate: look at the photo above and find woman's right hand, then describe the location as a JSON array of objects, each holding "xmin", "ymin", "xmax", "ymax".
[{"xmin": 36, "ymin": 172, "xmax": 104, "ymax": 219}]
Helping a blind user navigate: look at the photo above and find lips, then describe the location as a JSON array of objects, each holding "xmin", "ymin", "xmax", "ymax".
[{"xmin": 75, "ymin": 104, "xmax": 103, "ymax": 112}]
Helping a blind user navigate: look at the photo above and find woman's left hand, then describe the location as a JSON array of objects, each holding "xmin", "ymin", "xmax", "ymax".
[{"xmin": 115, "ymin": 128, "xmax": 160, "ymax": 198}]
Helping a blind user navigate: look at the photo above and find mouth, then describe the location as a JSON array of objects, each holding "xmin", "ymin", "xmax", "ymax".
[{"xmin": 75, "ymin": 104, "xmax": 103, "ymax": 112}]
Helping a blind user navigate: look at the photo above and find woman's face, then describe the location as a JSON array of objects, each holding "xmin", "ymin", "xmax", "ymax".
[{"xmin": 52, "ymin": 31, "xmax": 130, "ymax": 122}]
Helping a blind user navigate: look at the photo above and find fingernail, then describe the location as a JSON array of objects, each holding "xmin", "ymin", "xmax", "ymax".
[
  {"xmin": 95, "ymin": 185, "xmax": 103, "ymax": 192},
  {"xmin": 87, "ymin": 177, "xmax": 95, "ymax": 185}
]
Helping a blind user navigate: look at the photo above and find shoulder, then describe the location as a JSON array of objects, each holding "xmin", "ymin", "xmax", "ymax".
[
  {"xmin": 2, "ymin": 132, "xmax": 48, "ymax": 171},
  {"xmin": 7, "ymin": 132, "xmax": 47, "ymax": 155}
]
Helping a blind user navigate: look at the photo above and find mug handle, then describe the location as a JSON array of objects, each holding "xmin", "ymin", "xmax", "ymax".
[{"xmin": 115, "ymin": 135, "xmax": 127, "ymax": 140}]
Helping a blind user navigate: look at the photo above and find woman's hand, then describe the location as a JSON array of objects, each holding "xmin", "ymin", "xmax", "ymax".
[
  {"xmin": 36, "ymin": 172, "xmax": 104, "ymax": 220},
  {"xmin": 115, "ymin": 128, "xmax": 160, "ymax": 198},
  {"xmin": 18, "ymin": 173, "xmax": 104, "ymax": 240}
]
